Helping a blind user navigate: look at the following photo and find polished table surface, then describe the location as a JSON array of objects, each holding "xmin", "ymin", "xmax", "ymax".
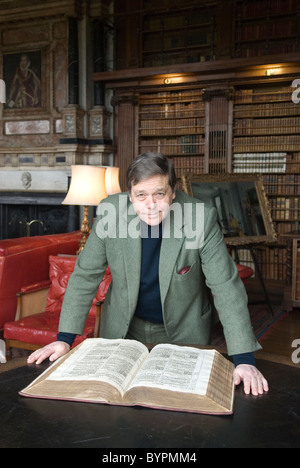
[{"xmin": 1, "ymin": 357, "xmax": 300, "ymax": 448}]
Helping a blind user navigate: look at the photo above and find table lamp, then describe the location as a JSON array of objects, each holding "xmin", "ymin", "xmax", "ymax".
[
  {"xmin": 63, "ymin": 165, "xmax": 107, "ymax": 253},
  {"xmin": 105, "ymin": 166, "xmax": 121, "ymax": 195}
]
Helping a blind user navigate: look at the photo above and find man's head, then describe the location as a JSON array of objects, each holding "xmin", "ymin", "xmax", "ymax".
[{"xmin": 126, "ymin": 153, "xmax": 176, "ymax": 226}]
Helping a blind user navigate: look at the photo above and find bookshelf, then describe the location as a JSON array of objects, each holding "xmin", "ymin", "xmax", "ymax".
[
  {"xmin": 233, "ymin": 83, "xmax": 300, "ymax": 237},
  {"xmin": 232, "ymin": 83, "xmax": 300, "ymax": 284},
  {"xmin": 138, "ymin": 90, "xmax": 206, "ymax": 176},
  {"xmin": 141, "ymin": 1, "xmax": 217, "ymax": 67},
  {"xmin": 282, "ymin": 232, "xmax": 300, "ymax": 310},
  {"xmin": 234, "ymin": 0, "xmax": 300, "ymax": 58}
]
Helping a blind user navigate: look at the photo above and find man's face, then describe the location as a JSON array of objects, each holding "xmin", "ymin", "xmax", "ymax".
[{"xmin": 129, "ymin": 174, "xmax": 175, "ymax": 226}]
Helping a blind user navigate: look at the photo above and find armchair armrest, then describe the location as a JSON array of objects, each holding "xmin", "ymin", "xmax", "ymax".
[
  {"xmin": 15, "ymin": 280, "xmax": 51, "ymax": 321},
  {"xmin": 19, "ymin": 280, "xmax": 51, "ymax": 294},
  {"xmin": 94, "ymin": 300, "xmax": 104, "ymax": 338}
]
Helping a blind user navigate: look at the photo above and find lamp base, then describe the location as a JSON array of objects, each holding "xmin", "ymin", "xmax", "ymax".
[{"xmin": 77, "ymin": 205, "xmax": 90, "ymax": 254}]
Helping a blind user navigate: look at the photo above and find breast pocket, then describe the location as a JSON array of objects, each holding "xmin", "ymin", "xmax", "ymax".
[{"xmin": 175, "ymin": 262, "xmax": 196, "ymax": 281}]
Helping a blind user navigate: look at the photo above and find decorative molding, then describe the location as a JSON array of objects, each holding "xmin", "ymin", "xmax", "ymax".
[
  {"xmin": 202, "ymin": 88, "xmax": 234, "ymax": 102},
  {"xmin": 0, "ymin": 1, "xmax": 84, "ymax": 24},
  {"xmin": 110, "ymin": 94, "xmax": 138, "ymax": 107}
]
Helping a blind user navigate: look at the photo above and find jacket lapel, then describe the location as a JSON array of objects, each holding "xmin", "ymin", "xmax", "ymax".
[
  {"xmin": 120, "ymin": 198, "xmax": 142, "ymax": 314},
  {"xmin": 159, "ymin": 210, "xmax": 185, "ymax": 307}
]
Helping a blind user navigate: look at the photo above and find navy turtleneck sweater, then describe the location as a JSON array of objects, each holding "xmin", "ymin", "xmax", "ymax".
[{"xmin": 134, "ymin": 221, "xmax": 163, "ymax": 323}]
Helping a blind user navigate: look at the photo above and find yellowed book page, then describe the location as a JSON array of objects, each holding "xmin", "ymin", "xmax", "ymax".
[
  {"xmin": 127, "ymin": 344, "xmax": 216, "ymax": 395},
  {"xmin": 45, "ymin": 338, "xmax": 149, "ymax": 396}
]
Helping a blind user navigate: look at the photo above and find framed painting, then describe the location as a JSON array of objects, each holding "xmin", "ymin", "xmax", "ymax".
[
  {"xmin": 181, "ymin": 173, "xmax": 277, "ymax": 246},
  {"xmin": 4, "ymin": 50, "xmax": 42, "ymax": 110}
]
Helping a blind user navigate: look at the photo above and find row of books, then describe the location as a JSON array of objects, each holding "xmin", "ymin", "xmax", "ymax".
[
  {"xmin": 276, "ymin": 222, "xmax": 299, "ymax": 235},
  {"xmin": 286, "ymin": 152, "xmax": 300, "ymax": 173},
  {"xmin": 233, "ymin": 116, "xmax": 300, "ymax": 135},
  {"xmin": 294, "ymin": 246, "xmax": 300, "ymax": 300},
  {"xmin": 143, "ymin": 9, "xmax": 215, "ymax": 32},
  {"xmin": 264, "ymin": 174, "xmax": 300, "ymax": 195},
  {"xmin": 269, "ymin": 197, "xmax": 300, "ymax": 221},
  {"xmin": 233, "ymin": 102, "xmax": 299, "ymax": 117},
  {"xmin": 139, "ymin": 103, "xmax": 205, "ymax": 119},
  {"xmin": 236, "ymin": 0, "xmax": 298, "ymax": 19},
  {"xmin": 139, "ymin": 90, "xmax": 203, "ymax": 105},
  {"xmin": 232, "ymin": 247, "xmax": 287, "ymax": 281},
  {"xmin": 233, "ymin": 136, "xmax": 300, "ymax": 152},
  {"xmin": 139, "ymin": 119, "xmax": 205, "ymax": 136},
  {"xmin": 236, "ymin": 42, "xmax": 299, "ymax": 58},
  {"xmin": 233, "ymin": 153, "xmax": 287, "ymax": 173},
  {"xmin": 143, "ymin": 52, "xmax": 213, "ymax": 67},
  {"xmin": 236, "ymin": 19, "xmax": 299, "ymax": 42},
  {"xmin": 171, "ymin": 155, "xmax": 205, "ymax": 177},
  {"xmin": 139, "ymin": 135, "xmax": 205, "ymax": 155},
  {"xmin": 234, "ymin": 87, "xmax": 292, "ymax": 104},
  {"xmin": 144, "ymin": 30, "xmax": 211, "ymax": 52},
  {"xmin": 257, "ymin": 247, "xmax": 287, "ymax": 281}
]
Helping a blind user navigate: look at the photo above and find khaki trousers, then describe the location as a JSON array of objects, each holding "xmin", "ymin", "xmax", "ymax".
[{"xmin": 126, "ymin": 316, "xmax": 170, "ymax": 344}]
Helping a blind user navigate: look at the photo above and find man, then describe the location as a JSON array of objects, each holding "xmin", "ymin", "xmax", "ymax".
[{"xmin": 28, "ymin": 153, "xmax": 268, "ymax": 396}]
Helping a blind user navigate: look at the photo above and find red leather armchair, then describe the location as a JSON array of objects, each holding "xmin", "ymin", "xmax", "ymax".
[
  {"xmin": 0, "ymin": 231, "xmax": 81, "ymax": 331},
  {"xmin": 4, "ymin": 255, "xmax": 112, "ymax": 354},
  {"xmin": 236, "ymin": 264, "xmax": 254, "ymax": 285}
]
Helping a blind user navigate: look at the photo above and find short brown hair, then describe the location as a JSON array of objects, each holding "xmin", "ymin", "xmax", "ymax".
[{"xmin": 126, "ymin": 153, "xmax": 177, "ymax": 191}]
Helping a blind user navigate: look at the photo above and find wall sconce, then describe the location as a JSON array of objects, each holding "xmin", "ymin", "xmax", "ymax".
[
  {"xmin": 265, "ymin": 67, "xmax": 282, "ymax": 77},
  {"xmin": 164, "ymin": 78, "xmax": 172, "ymax": 85},
  {"xmin": 265, "ymin": 69, "xmax": 275, "ymax": 76}
]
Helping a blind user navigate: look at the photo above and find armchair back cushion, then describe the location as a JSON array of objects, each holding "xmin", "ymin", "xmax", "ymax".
[
  {"xmin": 45, "ymin": 255, "xmax": 111, "ymax": 317},
  {"xmin": 4, "ymin": 254, "xmax": 111, "ymax": 348}
]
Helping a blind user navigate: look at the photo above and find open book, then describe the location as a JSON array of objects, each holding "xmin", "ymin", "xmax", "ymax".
[{"xmin": 20, "ymin": 338, "xmax": 235, "ymax": 415}]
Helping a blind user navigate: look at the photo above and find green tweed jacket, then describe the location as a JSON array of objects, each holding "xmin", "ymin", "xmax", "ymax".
[{"xmin": 59, "ymin": 190, "xmax": 261, "ymax": 356}]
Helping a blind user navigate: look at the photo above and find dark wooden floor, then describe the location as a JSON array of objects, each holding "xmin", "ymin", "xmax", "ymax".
[
  {"xmin": 246, "ymin": 280, "xmax": 300, "ymax": 366},
  {"xmin": 255, "ymin": 309, "xmax": 300, "ymax": 364}
]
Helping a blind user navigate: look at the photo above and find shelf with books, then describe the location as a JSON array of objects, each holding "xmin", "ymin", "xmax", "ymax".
[
  {"xmin": 233, "ymin": 85, "xmax": 300, "ymax": 154},
  {"xmin": 261, "ymin": 153, "xmax": 300, "ymax": 236},
  {"xmin": 234, "ymin": 0, "xmax": 300, "ymax": 57},
  {"xmin": 138, "ymin": 89, "xmax": 206, "ymax": 176},
  {"xmin": 141, "ymin": 2, "xmax": 217, "ymax": 66},
  {"xmin": 293, "ymin": 238, "xmax": 300, "ymax": 301},
  {"xmin": 232, "ymin": 83, "xmax": 300, "ymax": 285}
]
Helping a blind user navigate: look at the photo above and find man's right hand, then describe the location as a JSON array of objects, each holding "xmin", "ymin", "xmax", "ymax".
[{"xmin": 27, "ymin": 341, "xmax": 70, "ymax": 365}]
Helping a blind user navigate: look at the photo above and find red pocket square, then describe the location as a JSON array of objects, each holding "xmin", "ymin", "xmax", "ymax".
[{"xmin": 178, "ymin": 266, "xmax": 191, "ymax": 275}]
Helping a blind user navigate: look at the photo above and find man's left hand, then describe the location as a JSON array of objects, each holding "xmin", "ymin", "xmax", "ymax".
[{"xmin": 233, "ymin": 364, "xmax": 269, "ymax": 395}]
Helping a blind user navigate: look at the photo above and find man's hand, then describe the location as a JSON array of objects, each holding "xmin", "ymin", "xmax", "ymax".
[
  {"xmin": 27, "ymin": 341, "xmax": 70, "ymax": 365},
  {"xmin": 233, "ymin": 364, "xmax": 269, "ymax": 396}
]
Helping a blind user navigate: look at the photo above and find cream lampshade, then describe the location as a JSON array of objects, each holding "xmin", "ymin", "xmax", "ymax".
[
  {"xmin": 104, "ymin": 167, "xmax": 121, "ymax": 195},
  {"xmin": 63, "ymin": 165, "xmax": 107, "ymax": 253}
]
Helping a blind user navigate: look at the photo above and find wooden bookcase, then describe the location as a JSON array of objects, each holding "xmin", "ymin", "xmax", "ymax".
[
  {"xmin": 231, "ymin": 82, "xmax": 300, "ymax": 283},
  {"xmin": 234, "ymin": 0, "xmax": 300, "ymax": 58},
  {"xmin": 141, "ymin": 1, "xmax": 218, "ymax": 67},
  {"xmin": 138, "ymin": 89, "xmax": 206, "ymax": 176},
  {"xmin": 232, "ymin": 83, "xmax": 300, "ymax": 235},
  {"xmin": 282, "ymin": 232, "xmax": 300, "ymax": 310}
]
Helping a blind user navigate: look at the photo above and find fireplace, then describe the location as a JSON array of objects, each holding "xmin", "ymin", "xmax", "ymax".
[{"xmin": 0, "ymin": 191, "xmax": 79, "ymax": 239}]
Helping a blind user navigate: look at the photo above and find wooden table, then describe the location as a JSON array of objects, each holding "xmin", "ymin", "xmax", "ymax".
[{"xmin": 1, "ymin": 357, "xmax": 300, "ymax": 449}]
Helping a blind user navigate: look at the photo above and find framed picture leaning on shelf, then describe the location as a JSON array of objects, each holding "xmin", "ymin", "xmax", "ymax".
[{"xmin": 181, "ymin": 173, "xmax": 277, "ymax": 246}]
